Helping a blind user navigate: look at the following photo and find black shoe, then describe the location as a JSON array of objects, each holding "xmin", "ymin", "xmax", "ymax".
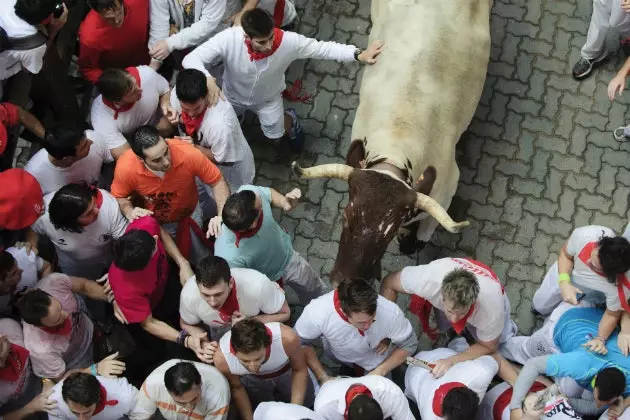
[{"xmin": 572, "ymin": 53, "xmax": 607, "ymax": 80}]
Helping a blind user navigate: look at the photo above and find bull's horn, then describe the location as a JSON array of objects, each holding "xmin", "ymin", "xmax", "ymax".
[
  {"xmin": 414, "ymin": 192, "xmax": 470, "ymax": 233},
  {"xmin": 291, "ymin": 162, "xmax": 353, "ymax": 181}
]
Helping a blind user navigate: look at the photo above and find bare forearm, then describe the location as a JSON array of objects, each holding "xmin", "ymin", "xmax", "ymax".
[
  {"xmin": 303, "ymin": 346, "xmax": 329, "ymax": 383},
  {"xmin": 196, "ymin": 145, "xmax": 216, "ymax": 163},
  {"xmin": 380, "ymin": 271, "xmax": 401, "ymax": 302},
  {"xmin": 2, "ymin": 399, "xmax": 41, "ymax": 420},
  {"xmin": 180, "ymin": 320, "xmax": 207, "ymax": 338},
  {"xmin": 79, "ymin": 278, "xmax": 109, "ymax": 301},
  {"xmin": 232, "ymin": 386, "xmax": 254, "ymax": 420},
  {"xmin": 599, "ymin": 310, "xmax": 622, "ymax": 340},
  {"xmin": 241, "ymin": 0, "xmax": 259, "ymax": 11},
  {"xmin": 211, "ymin": 178, "xmax": 230, "ymax": 216},
  {"xmin": 290, "ymin": 368, "xmax": 308, "ymax": 405},
  {"xmin": 372, "ymin": 348, "xmax": 410, "ymax": 376},
  {"xmin": 142, "ymin": 317, "xmax": 180, "ymax": 342},
  {"xmin": 618, "ymin": 56, "xmax": 630, "ymax": 78},
  {"xmin": 159, "ymin": 93, "xmax": 171, "ymax": 109},
  {"xmin": 19, "ymin": 107, "xmax": 45, "ymax": 139},
  {"xmin": 270, "ymin": 188, "xmax": 290, "ymax": 209},
  {"xmin": 621, "ymin": 312, "xmax": 630, "ymax": 333},
  {"xmin": 159, "ymin": 227, "xmax": 187, "ymax": 267},
  {"xmin": 557, "ymin": 246, "xmax": 574, "ymax": 276},
  {"xmin": 116, "ymin": 198, "xmax": 134, "ymax": 219},
  {"xmin": 26, "ymin": 229, "xmax": 39, "ymax": 251}
]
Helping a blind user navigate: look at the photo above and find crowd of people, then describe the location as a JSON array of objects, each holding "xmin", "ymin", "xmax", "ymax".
[{"xmin": 1, "ymin": 0, "xmax": 630, "ymax": 420}]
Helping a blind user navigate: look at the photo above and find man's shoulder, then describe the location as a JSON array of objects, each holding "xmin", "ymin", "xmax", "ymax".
[
  {"xmin": 24, "ymin": 148, "xmax": 49, "ymax": 172},
  {"xmin": 79, "ymin": 11, "xmax": 108, "ymax": 44}
]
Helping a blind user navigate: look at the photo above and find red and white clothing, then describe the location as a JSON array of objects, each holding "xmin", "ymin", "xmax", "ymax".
[
  {"xmin": 170, "ymin": 95, "xmax": 255, "ymax": 192},
  {"xmin": 49, "ymin": 376, "xmax": 141, "ymax": 420},
  {"xmin": 253, "ymin": 401, "xmax": 323, "ymax": 420},
  {"xmin": 295, "ymin": 290, "xmax": 415, "ymax": 371},
  {"xmin": 0, "ymin": 319, "xmax": 36, "ymax": 410},
  {"xmin": 314, "ymin": 375, "xmax": 415, "ymax": 420},
  {"xmin": 22, "ymin": 274, "xmax": 94, "ymax": 379},
  {"xmin": 25, "ymin": 130, "xmax": 113, "ymax": 195},
  {"xmin": 179, "ymin": 267, "xmax": 286, "ymax": 337},
  {"xmin": 131, "ymin": 360, "xmax": 230, "ymax": 420},
  {"xmin": 400, "ymin": 257, "xmax": 517, "ymax": 343},
  {"xmin": 0, "ymin": 246, "xmax": 43, "ymax": 315},
  {"xmin": 31, "ymin": 189, "xmax": 129, "ymax": 279},
  {"xmin": 90, "ymin": 66, "xmax": 169, "ymax": 152},
  {"xmin": 532, "ymin": 225, "xmax": 630, "ymax": 315},
  {"xmin": 404, "ymin": 348, "xmax": 498, "ymax": 420}
]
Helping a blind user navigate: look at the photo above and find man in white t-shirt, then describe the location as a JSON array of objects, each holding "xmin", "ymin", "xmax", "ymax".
[
  {"xmin": 382, "ymin": 257, "xmax": 517, "ymax": 378},
  {"xmin": 25, "ymin": 125, "xmax": 113, "ymax": 195},
  {"xmin": 130, "ymin": 360, "xmax": 230, "ymax": 420},
  {"xmin": 0, "ymin": 246, "xmax": 50, "ymax": 315},
  {"xmin": 531, "ymin": 225, "xmax": 630, "ymax": 356},
  {"xmin": 296, "ymin": 278, "xmax": 417, "ymax": 382},
  {"xmin": 48, "ymin": 372, "xmax": 141, "ymax": 420},
  {"xmin": 254, "ymin": 401, "xmax": 323, "ymax": 420},
  {"xmin": 183, "ymin": 8, "xmax": 383, "ymax": 151},
  {"xmin": 90, "ymin": 66, "xmax": 177, "ymax": 159},
  {"xmin": 180, "ymin": 255, "xmax": 289, "ymax": 350},
  {"xmin": 31, "ymin": 184, "xmax": 129, "ymax": 279},
  {"xmin": 314, "ymin": 375, "xmax": 415, "ymax": 420},
  {"xmin": 405, "ymin": 346, "xmax": 498, "ymax": 420}
]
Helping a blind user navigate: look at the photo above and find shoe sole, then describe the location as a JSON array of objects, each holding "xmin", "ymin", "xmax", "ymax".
[{"xmin": 572, "ymin": 54, "xmax": 608, "ymax": 80}]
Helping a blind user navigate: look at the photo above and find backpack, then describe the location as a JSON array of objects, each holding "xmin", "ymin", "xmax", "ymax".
[{"xmin": 0, "ymin": 26, "xmax": 47, "ymax": 53}]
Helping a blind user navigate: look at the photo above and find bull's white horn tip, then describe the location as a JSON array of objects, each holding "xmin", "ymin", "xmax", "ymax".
[
  {"xmin": 291, "ymin": 161, "xmax": 303, "ymax": 176},
  {"xmin": 447, "ymin": 220, "xmax": 470, "ymax": 233}
]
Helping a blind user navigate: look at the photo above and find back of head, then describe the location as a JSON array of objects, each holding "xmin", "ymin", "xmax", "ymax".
[
  {"xmin": 196, "ymin": 256, "xmax": 231, "ymax": 288},
  {"xmin": 347, "ymin": 394, "xmax": 384, "ymax": 420},
  {"xmin": 15, "ymin": 0, "xmax": 58, "ymax": 25},
  {"xmin": 131, "ymin": 125, "xmax": 161, "ymax": 158},
  {"xmin": 164, "ymin": 362, "xmax": 202, "ymax": 396},
  {"xmin": 112, "ymin": 229, "xmax": 155, "ymax": 271},
  {"xmin": 62, "ymin": 372, "xmax": 101, "ymax": 407},
  {"xmin": 598, "ymin": 236, "xmax": 630, "ymax": 282},
  {"xmin": 16, "ymin": 289, "xmax": 51, "ymax": 326},
  {"xmin": 595, "ymin": 367, "xmax": 626, "ymax": 401},
  {"xmin": 97, "ymin": 68, "xmax": 133, "ymax": 102},
  {"xmin": 442, "ymin": 387, "xmax": 480, "ymax": 420},
  {"xmin": 49, "ymin": 183, "xmax": 96, "ymax": 233},
  {"xmin": 43, "ymin": 125, "xmax": 84, "ymax": 160},
  {"xmin": 241, "ymin": 8, "xmax": 274, "ymax": 39},
  {"xmin": 175, "ymin": 69, "xmax": 208, "ymax": 104},
  {"xmin": 0, "ymin": 251, "xmax": 16, "ymax": 283},
  {"xmin": 222, "ymin": 190, "xmax": 259, "ymax": 232},
  {"xmin": 441, "ymin": 268, "xmax": 480, "ymax": 310},
  {"xmin": 87, "ymin": 0, "xmax": 118, "ymax": 12},
  {"xmin": 337, "ymin": 279, "xmax": 378, "ymax": 316},
  {"xmin": 230, "ymin": 318, "xmax": 271, "ymax": 354}
]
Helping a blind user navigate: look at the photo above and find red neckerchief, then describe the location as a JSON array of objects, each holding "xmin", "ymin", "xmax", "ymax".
[
  {"xmin": 577, "ymin": 242, "xmax": 607, "ymax": 276},
  {"xmin": 245, "ymin": 28, "xmax": 284, "ymax": 61},
  {"xmin": 102, "ymin": 67, "xmax": 141, "ymax": 120},
  {"xmin": 273, "ymin": 0, "xmax": 285, "ymax": 27},
  {"xmin": 432, "ymin": 382, "xmax": 466, "ymax": 417},
  {"xmin": 333, "ymin": 289, "xmax": 366, "ymax": 336},
  {"xmin": 41, "ymin": 15, "xmax": 52, "ymax": 25},
  {"xmin": 0, "ymin": 344, "xmax": 29, "ymax": 381},
  {"xmin": 89, "ymin": 186, "xmax": 104, "ymax": 209},
  {"xmin": 40, "ymin": 317, "xmax": 72, "ymax": 336},
  {"xmin": 493, "ymin": 381, "xmax": 546, "ymax": 420},
  {"xmin": 229, "ymin": 326, "xmax": 273, "ymax": 362},
  {"xmin": 344, "ymin": 384, "xmax": 373, "ymax": 419},
  {"xmin": 218, "ymin": 282, "xmax": 239, "ymax": 323},
  {"xmin": 181, "ymin": 108, "xmax": 207, "ymax": 136},
  {"xmin": 234, "ymin": 211, "xmax": 264, "ymax": 248},
  {"xmin": 93, "ymin": 384, "xmax": 119, "ymax": 415}
]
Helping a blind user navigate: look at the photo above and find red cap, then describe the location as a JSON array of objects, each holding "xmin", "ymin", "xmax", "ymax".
[
  {"xmin": 0, "ymin": 124, "xmax": 6, "ymax": 155},
  {"xmin": 0, "ymin": 103, "xmax": 19, "ymax": 156},
  {"xmin": 0, "ymin": 169, "xmax": 45, "ymax": 230}
]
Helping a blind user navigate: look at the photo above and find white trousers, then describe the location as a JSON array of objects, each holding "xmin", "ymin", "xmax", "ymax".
[
  {"xmin": 582, "ymin": 0, "xmax": 630, "ymax": 59},
  {"xmin": 282, "ymin": 250, "xmax": 329, "ymax": 304}
]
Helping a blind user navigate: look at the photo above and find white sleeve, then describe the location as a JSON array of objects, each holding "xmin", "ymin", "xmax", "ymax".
[
  {"xmin": 90, "ymin": 106, "xmax": 129, "ymax": 150},
  {"xmin": 179, "ymin": 281, "xmax": 203, "ymax": 325},
  {"xmin": 109, "ymin": 204, "xmax": 130, "ymax": 239},
  {"xmin": 154, "ymin": 70, "xmax": 170, "ymax": 96},
  {"xmin": 167, "ymin": 0, "xmax": 227, "ymax": 51},
  {"xmin": 148, "ymin": 0, "xmax": 171, "ymax": 49},
  {"xmin": 467, "ymin": 356, "xmax": 499, "ymax": 396},
  {"xmin": 475, "ymin": 295, "xmax": 505, "ymax": 343},
  {"xmin": 288, "ymin": 31, "xmax": 356, "ymax": 62},
  {"xmin": 294, "ymin": 304, "xmax": 323, "ymax": 341},
  {"xmin": 128, "ymin": 382, "xmax": 157, "ymax": 420},
  {"xmin": 385, "ymin": 303, "xmax": 415, "ymax": 345},
  {"xmin": 380, "ymin": 386, "xmax": 415, "ymax": 420},
  {"xmin": 18, "ymin": 45, "xmax": 47, "ymax": 74},
  {"xmin": 182, "ymin": 29, "xmax": 231, "ymax": 76},
  {"xmin": 203, "ymin": 101, "xmax": 240, "ymax": 163},
  {"xmin": 170, "ymin": 92, "xmax": 182, "ymax": 113},
  {"xmin": 30, "ymin": 216, "xmax": 47, "ymax": 235},
  {"xmin": 399, "ymin": 262, "xmax": 444, "ymax": 297},
  {"xmin": 257, "ymin": 276, "xmax": 286, "ymax": 314},
  {"xmin": 92, "ymin": 131, "xmax": 114, "ymax": 163},
  {"xmin": 565, "ymin": 226, "xmax": 612, "ymax": 257}
]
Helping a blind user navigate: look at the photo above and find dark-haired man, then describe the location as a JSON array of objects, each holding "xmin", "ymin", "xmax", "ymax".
[
  {"xmin": 183, "ymin": 8, "xmax": 384, "ymax": 151},
  {"xmin": 314, "ymin": 375, "xmax": 414, "ymax": 420},
  {"xmin": 296, "ymin": 278, "xmax": 416, "ymax": 380},
  {"xmin": 212, "ymin": 185, "xmax": 327, "ymax": 304},
  {"xmin": 25, "ymin": 126, "xmax": 112, "ymax": 195},
  {"xmin": 0, "ymin": 246, "xmax": 50, "ymax": 315},
  {"xmin": 131, "ymin": 360, "xmax": 230, "ymax": 420},
  {"xmin": 211, "ymin": 318, "xmax": 313, "ymax": 420},
  {"xmin": 179, "ymin": 255, "xmax": 289, "ymax": 349},
  {"xmin": 48, "ymin": 371, "xmax": 140, "ymax": 419},
  {"xmin": 90, "ymin": 66, "xmax": 176, "ymax": 159}
]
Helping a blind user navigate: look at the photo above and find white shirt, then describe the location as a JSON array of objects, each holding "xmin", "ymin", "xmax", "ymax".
[
  {"xmin": 31, "ymin": 189, "xmax": 129, "ymax": 279},
  {"xmin": 0, "ymin": 318, "xmax": 35, "ymax": 406},
  {"xmin": 130, "ymin": 360, "xmax": 230, "ymax": 420},
  {"xmin": 183, "ymin": 26, "xmax": 355, "ymax": 107},
  {"xmin": 253, "ymin": 402, "xmax": 323, "ymax": 420},
  {"xmin": 400, "ymin": 257, "xmax": 506, "ymax": 342},
  {"xmin": 314, "ymin": 375, "xmax": 415, "ymax": 420},
  {"xmin": 405, "ymin": 348, "xmax": 498, "ymax": 420},
  {"xmin": 24, "ymin": 130, "xmax": 113, "ymax": 195},
  {"xmin": 0, "ymin": 0, "xmax": 47, "ymax": 80},
  {"xmin": 180, "ymin": 268, "xmax": 285, "ymax": 332},
  {"xmin": 49, "ymin": 376, "xmax": 141, "ymax": 420},
  {"xmin": 0, "ymin": 247, "xmax": 43, "ymax": 315},
  {"xmin": 295, "ymin": 291, "xmax": 414, "ymax": 371},
  {"xmin": 90, "ymin": 65, "xmax": 169, "ymax": 151},
  {"xmin": 170, "ymin": 95, "xmax": 255, "ymax": 190}
]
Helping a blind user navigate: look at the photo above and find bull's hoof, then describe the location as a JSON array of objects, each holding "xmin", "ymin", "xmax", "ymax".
[{"xmin": 398, "ymin": 235, "xmax": 427, "ymax": 255}]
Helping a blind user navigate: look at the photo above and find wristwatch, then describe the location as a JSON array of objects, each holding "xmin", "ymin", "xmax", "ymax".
[{"xmin": 354, "ymin": 48, "xmax": 364, "ymax": 62}]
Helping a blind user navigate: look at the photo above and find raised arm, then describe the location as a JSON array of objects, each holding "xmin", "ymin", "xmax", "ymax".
[
  {"xmin": 380, "ymin": 270, "xmax": 406, "ymax": 302},
  {"xmin": 283, "ymin": 326, "xmax": 309, "ymax": 406}
]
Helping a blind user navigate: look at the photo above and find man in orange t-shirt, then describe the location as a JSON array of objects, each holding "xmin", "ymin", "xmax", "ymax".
[{"xmin": 111, "ymin": 125, "xmax": 230, "ymax": 265}]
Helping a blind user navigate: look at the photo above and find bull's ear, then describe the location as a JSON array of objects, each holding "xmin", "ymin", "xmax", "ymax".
[
  {"xmin": 345, "ymin": 140, "xmax": 366, "ymax": 168},
  {"xmin": 414, "ymin": 166, "xmax": 437, "ymax": 195}
]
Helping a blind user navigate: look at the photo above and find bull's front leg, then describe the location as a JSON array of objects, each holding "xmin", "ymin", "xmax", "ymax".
[{"xmin": 397, "ymin": 220, "xmax": 427, "ymax": 255}]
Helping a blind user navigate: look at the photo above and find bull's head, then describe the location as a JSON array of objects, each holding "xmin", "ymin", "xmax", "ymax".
[{"xmin": 292, "ymin": 142, "xmax": 469, "ymax": 286}]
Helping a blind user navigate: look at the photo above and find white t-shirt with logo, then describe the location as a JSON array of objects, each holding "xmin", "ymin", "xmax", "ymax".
[
  {"xmin": 25, "ymin": 130, "xmax": 113, "ymax": 195},
  {"xmin": 0, "ymin": 247, "xmax": 43, "ymax": 315},
  {"xmin": 400, "ymin": 257, "xmax": 506, "ymax": 342},
  {"xmin": 31, "ymin": 189, "xmax": 129, "ymax": 279},
  {"xmin": 405, "ymin": 348, "xmax": 498, "ymax": 420}
]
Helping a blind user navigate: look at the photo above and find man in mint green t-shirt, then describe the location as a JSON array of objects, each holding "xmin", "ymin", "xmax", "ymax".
[{"xmin": 210, "ymin": 185, "xmax": 328, "ymax": 304}]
